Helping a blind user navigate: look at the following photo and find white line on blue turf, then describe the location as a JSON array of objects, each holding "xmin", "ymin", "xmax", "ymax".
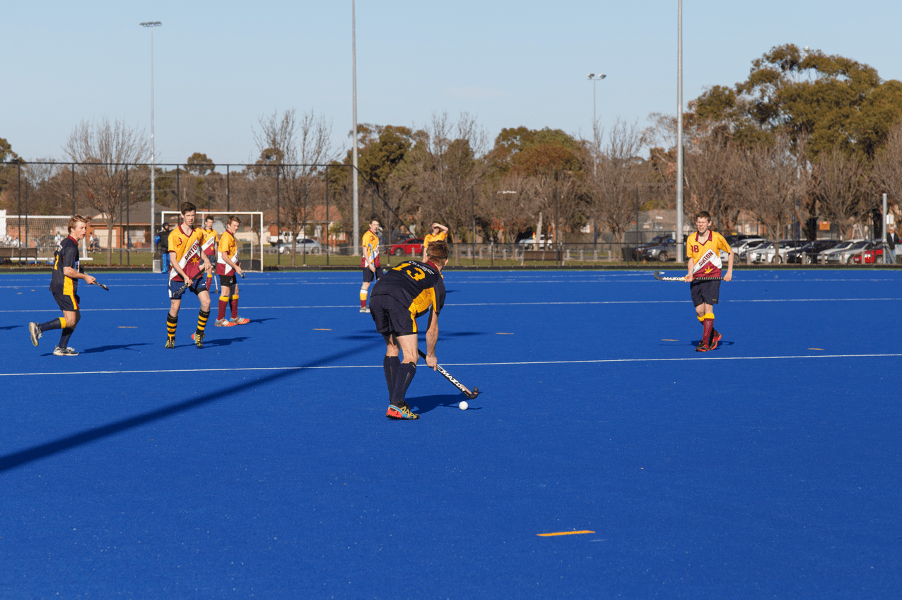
[
  {"xmin": 2, "ymin": 353, "xmax": 901, "ymax": 377},
  {"xmin": 1, "ymin": 297, "xmax": 900, "ymax": 313}
]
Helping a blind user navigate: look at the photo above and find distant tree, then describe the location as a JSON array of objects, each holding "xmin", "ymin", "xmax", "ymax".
[
  {"xmin": 398, "ymin": 112, "xmax": 488, "ymax": 259},
  {"xmin": 871, "ymin": 121, "xmax": 902, "ymax": 212},
  {"xmin": 583, "ymin": 120, "xmax": 650, "ymax": 246},
  {"xmin": 693, "ymin": 44, "xmax": 902, "ymax": 160},
  {"xmin": 811, "ymin": 146, "xmax": 866, "ymax": 240},
  {"xmin": 478, "ymin": 174, "xmax": 541, "ymax": 244},
  {"xmin": 331, "ymin": 124, "xmax": 418, "ymax": 244},
  {"xmin": 731, "ymin": 135, "xmax": 809, "ymax": 252},
  {"xmin": 253, "ymin": 109, "xmax": 334, "ymax": 265},
  {"xmin": 184, "ymin": 152, "xmax": 215, "ymax": 176},
  {"xmin": 63, "ymin": 118, "xmax": 150, "ymax": 265},
  {"xmin": 0, "ymin": 137, "xmax": 22, "ymax": 209}
]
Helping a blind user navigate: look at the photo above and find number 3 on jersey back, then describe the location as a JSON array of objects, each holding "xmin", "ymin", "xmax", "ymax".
[{"xmin": 393, "ymin": 263, "xmax": 426, "ymax": 281}]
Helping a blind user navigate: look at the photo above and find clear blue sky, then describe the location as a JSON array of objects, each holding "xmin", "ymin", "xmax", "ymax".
[{"xmin": 3, "ymin": 0, "xmax": 901, "ymax": 166}]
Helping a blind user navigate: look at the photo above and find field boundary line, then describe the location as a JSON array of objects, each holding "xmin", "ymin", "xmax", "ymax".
[{"xmin": 2, "ymin": 352, "xmax": 901, "ymax": 377}]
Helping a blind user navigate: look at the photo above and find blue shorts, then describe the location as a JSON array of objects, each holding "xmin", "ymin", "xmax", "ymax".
[
  {"xmin": 169, "ymin": 276, "xmax": 206, "ymax": 300},
  {"xmin": 690, "ymin": 280, "xmax": 721, "ymax": 306},
  {"xmin": 370, "ymin": 294, "xmax": 417, "ymax": 336}
]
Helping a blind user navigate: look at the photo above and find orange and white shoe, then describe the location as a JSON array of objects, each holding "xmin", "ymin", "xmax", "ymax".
[
  {"xmin": 386, "ymin": 402, "xmax": 419, "ymax": 420},
  {"xmin": 215, "ymin": 319, "xmax": 237, "ymax": 327},
  {"xmin": 230, "ymin": 317, "xmax": 250, "ymax": 325}
]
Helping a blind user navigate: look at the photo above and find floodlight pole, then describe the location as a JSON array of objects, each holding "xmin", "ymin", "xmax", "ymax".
[
  {"xmin": 587, "ymin": 73, "xmax": 606, "ymax": 177},
  {"xmin": 351, "ymin": 1, "xmax": 360, "ymax": 255},
  {"xmin": 676, "ymin": 1, "xmax": 684, "ymax": 257},
  {"xmin": 141, "ymin": 21, "xmax": 162, "ymax": 263}
]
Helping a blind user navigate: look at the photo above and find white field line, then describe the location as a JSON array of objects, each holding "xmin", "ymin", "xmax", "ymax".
[
  {"xmin": 1, "ymin": 297, "xmax": 900, "ymax": 313},
  {"xmin": 2, "ymin": 352, "xmax": 901, "ymax": 378}
]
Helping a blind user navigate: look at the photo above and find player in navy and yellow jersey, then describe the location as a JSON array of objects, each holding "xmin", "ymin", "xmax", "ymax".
[
  {"xmin": 201, "ymin": 216, "xmax": 218, "ymax": 291},
  {"xmin": 369, "ymin": 240, "xmax": 450, "ymax": 420},
  {"xmin": 421, "ymin": 222, "xmax": 448, "ymax": 261},
  {"xmin": 685, "ymin": 211, "xmax": 733, "ymax": 352},
  {"xmin": 214, "ymin": 215, "xmax": 249, "ymax": 327},
  {"xmin": 359, "ymin": 219, "xmax": 381, "ymax": 313},
  {"xmin": 166, "ymin": 202, "xmax": 214, "ymax": 349},
  {"xmin": 28, "ymin": 215, "xmax": 97, "ymax": 356}
]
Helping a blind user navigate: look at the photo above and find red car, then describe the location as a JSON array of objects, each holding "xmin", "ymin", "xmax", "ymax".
[
  {"xmin": 389, "ymin": 237, "xmax": 424, "ymax": 256},
  {"xmin": 852, "ymin": 243, "xmax": 886, "ymax": 264}
]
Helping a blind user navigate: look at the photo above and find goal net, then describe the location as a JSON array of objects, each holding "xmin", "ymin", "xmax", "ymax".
[
  {"xmin": 161, "ymin": 211, "xmax": 264, "ymax": 271},
  {"xmin": 1, "ymin": 213, "xmax": 89, "ymax": 261}
]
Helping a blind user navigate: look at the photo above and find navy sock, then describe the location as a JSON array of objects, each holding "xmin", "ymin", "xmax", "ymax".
[
  {"xmin": 383, "ymin": 356, "xmax": 400, "ymax": 398},
  {"xmin": 390, "ymin": 363, "xmax": 416, "ymax": 406},
  {"xmin": 39, "ymin": 318, "xmax": 63, "ymax": 332},
  {"xmin": 59, "ymin": 328, "xmax": 74, "ymax": 349}
]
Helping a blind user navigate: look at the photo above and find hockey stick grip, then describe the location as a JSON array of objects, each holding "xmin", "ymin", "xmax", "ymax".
[{"xmin": 417, "ymin": 349, "xmax": 479, "ymax": 399}]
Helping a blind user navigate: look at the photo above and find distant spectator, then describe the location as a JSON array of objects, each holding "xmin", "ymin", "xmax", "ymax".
[
  {"xmin": 156, "ymin": 222, "xmax": 172, "ymax": 273},
  {"xmin": 887, "ymin": 226, "xmax": 899, "ymax": 264}
]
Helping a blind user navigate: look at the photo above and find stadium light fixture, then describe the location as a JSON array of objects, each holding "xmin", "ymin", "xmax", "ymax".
[
  {"xmin": 141, "ymin": 21, "xmax": 162, "ymax": 266},
  {"xmin": 586, "ymin": 73, "xmax": 606, "ymax": 130}
]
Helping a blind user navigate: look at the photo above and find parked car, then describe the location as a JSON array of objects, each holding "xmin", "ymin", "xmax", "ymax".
[
  {"xmin": 730, "ymin": 238, "xmax": 768, "ymax": 261},
  {"xmin": 389, "ymin": 237, "xmax": 424, "ymax": 256},
  {"xmin": 516, "ymin": 234, "xmax": 553, "ymax": 249},
  {"xmin": 852, "ymin": 241, "xmax": 888, "ymax": 264},
  {"xmin": 821, "ymin": 240, "xmax": 869, "ymax": 264},
  {"xmin": 787, "ymin": 240, "xmax": 841, "ymax": 264},
  {"xmin": 632, "ymin": 234, "xmax": 673, "ymax": 259},
  {"xmin": 638, "ymin": 238, "xmax": 677, "ymax": 261},
  {"xmin": 278, "ymin": 238, "xmax": 321, "ymax": 254},
  {"xmin": 748, "ymin": 240, "xmax": 805, "ymax": 264}
]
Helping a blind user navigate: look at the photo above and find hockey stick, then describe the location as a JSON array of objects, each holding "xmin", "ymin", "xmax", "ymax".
[
  {"xmin": 175, "ymin": 271, "xmax": 207, "ymax": 297},
  {"xmin": 417, "ymin": 349, "xmax": 480, "ymax": 399},
  {"xmin": 654, "ymin": 271, "xmax": 723, "ymax": 282},
  {"xmin": 93, "ymin": 282, "xmax": 110, "ymax": 291}
]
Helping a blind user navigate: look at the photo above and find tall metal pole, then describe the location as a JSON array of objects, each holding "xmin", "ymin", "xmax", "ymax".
[
  {"xmin": 141, "ymin": 21, "xmax": 161, "ymax": 263},
  {"xmin": 587, "ymin": 74, "xmax": 605, "ymax": 178},
  {"xmin": 351, "ymin": 0, "xmax": 360, "ymax": 255},
  {"xmin": 676, "ymin": 2, "xmax": 684, "ymax": 258}
]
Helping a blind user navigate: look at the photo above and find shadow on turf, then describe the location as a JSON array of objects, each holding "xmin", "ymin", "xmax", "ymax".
[
  {"xmin": 339, "ymin": 330, "xmax": 488, "ymax": 341},
  {"xmin": 690, "ymin": 339, "xmax": 735, "ymax": 349},
  {"xmin": 82, "ymin": 343, "xmax": 150, "ymax": 354},
  {"xmin": 0, "ymin": 325, "xmax": 21, "ymax": 331},
  {"xmin": 407, "ymin": 394, "xmax": 482, "ymax": 414},
  {"xmin": 0, "ymin": 340, "xmax": 382, "ymax": 474}
]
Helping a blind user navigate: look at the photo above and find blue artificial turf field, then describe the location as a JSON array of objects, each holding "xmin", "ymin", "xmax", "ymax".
[{"xmin": 1, "ymin": 269, "xmax": 901, "ymax": 598}]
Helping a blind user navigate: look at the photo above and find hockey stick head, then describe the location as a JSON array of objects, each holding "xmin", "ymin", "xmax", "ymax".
[
  {"xmin": 467, "ymin": 387, "xmax": 480, "ymax": 400},
  {"xmin": 97, "ymin": 282, "xmax": 109, "ymax": 291},
  {"xmin": 240, "ymin": 272, "xmax": 245, "ymax": 279}
]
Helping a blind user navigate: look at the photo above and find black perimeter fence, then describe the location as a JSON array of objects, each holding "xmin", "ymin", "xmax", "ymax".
[{"xmin": 1, "ymin": 160, "xmax": 894, "ymax": 269}]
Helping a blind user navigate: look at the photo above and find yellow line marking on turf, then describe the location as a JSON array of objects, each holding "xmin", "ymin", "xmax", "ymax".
[
  {"xmin": 537, "ymin": 530, "xmax": 595, "ymax": 537},
  {"xmin": 809, "ymin": 348, "xmax": 824, "ymax": 351}
]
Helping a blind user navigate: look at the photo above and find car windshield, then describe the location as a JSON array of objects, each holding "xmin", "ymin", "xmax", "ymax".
[
  {"xmin": 850, "ymin": 241, "xmax": 868, "ymax": 250},
  {"xmin": 831, "ymin": 241, "xmax": 854, "ymax": 251}
]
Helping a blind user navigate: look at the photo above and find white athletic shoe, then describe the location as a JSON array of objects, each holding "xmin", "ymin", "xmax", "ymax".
[
  {"xmin": 360, "ymin": 306, "xmax": 370, "ymax": 313},
  {"xmin": 29, "ymin": 322, "xmax": 41, "ymax": 346},
  {"xmin": 53, "ymin": 347, "xmax": 78, "ymax": 356}
]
